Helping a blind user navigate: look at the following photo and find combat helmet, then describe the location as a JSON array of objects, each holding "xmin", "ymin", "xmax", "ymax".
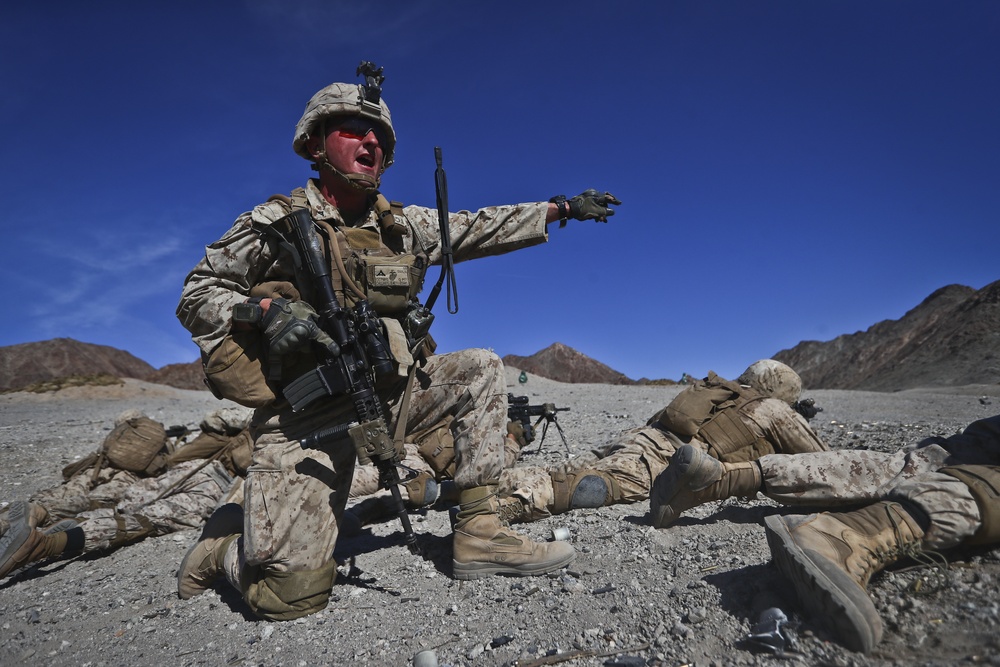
[
  {"xmin": 293, "ymin": 61, "xmax": 395, "ymax": 190},
  {"xmin": 737, "ymin": 359, "xmax": 802, "ymax": 405},
  {"xmin": 199, "ymin": 406, "xmax": 253, "ymax": 436}
]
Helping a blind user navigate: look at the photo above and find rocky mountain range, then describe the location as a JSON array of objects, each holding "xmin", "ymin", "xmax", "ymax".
[
  {"xmin": 774, "ymin": 280, "xmax": 1000, "ymax": 390},
  {"xmin": 2, "ymin": 280, "xmax": 998, "ymax": 393},
  {"xmin": 0, "ymin": 338, "xmax": 156, "ymax": 392}
]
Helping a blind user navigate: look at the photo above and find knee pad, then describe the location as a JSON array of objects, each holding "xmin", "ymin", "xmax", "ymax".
[
  {"xmin": 243, "ymin": 560, "xmax": 338, "ymax": 621},
  {"xmin": 571, "ymin": 474, "xmax": 612, "ymax": 508},
  {"xmin": 551, "ymin": 470, "xmax": 620, "ymax": 513}
]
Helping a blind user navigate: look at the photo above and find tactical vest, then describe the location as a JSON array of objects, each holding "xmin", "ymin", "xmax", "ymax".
[
  {"xmin": 657, "ymin": 373, "xmax": 773, "ymax": 461},
  {"xmin": 202, "ymin": 188, "xmax": 433, "ymax": 409},
  {"xmin": 266, "ymin": 188, "xmax": 430, "ymax": 317}
]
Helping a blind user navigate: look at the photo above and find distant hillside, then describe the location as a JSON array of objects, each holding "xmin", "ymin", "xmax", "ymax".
[
  {"xmin": 502, "ymin": 342, "xmax": 635, "ymax": 385},
  {"xmin": 146, "ymin": 361, "xmax": 207, "ymax": 391},
  {"xmin": 7, "ymin": 279, "xmax": 999, "ymax": 395},
  {"xmin": 0, "ymin": 338, "xmax": 156, "ymax": 392},
  {"xmin": 774, "ymin": 280, "xmax": 1000, "ymax": 390}
]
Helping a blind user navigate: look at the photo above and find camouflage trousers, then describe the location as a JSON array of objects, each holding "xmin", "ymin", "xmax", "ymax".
[
  {"xmin": 29, "ymin": 468, "xmax": 143, "ymax": 521},
  {"xmin": 2, "ymin": 461, "xmax": 232, "ymax": 553},
  {"xmin": 222, "ymin": 349, "xmax": 508, "ymax": 618},
  {"xmin": 349, "ymin": 433, "xmax": 522, "ymax": 502},
  {"xmin": 757, "ymin": 415, "xmax": 1000, "ymax": 549},
  {"xmin": 500, "ymin": 398, "xmax": 827, "ymax": 520},
  {"xmin": 74, "ymin": 460, "xmax": 232, "ymax": 551}
]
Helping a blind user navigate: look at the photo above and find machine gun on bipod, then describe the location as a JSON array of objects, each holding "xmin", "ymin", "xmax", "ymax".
[{"xmin": 507, "ymin": 393, "xmax": 571, "ymax": 457}]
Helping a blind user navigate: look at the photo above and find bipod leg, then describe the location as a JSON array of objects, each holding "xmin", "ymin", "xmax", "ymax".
[
  {"xmin": 378, "ymin": 463, "xmax": 422, "ymax": 556},
  {"xmin": 388, "ymin": 483, "xmax": 421, "ymax": 555},
  {"xmin": 550, "ymin": 417, "xmax": 571, "ymax": 457}
]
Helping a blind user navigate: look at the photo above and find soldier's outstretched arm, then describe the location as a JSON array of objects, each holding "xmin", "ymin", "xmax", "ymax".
[{"xmin": 548, "ymin": 189, "xmax": 622, "ymax": 227}]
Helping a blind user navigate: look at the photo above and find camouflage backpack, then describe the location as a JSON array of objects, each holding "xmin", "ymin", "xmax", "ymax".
[{"xmin": 103, "ymin": 416, "xmax": 169, "ymax": 475}]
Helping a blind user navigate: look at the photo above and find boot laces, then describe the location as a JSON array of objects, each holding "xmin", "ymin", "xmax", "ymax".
[
  {"xmin": 497, "ymin": 498, "xmax": 526, "ymax": 524},
  {"xmin": 877, "ymin": 504, "xmax": 950, "ymax": 596}
]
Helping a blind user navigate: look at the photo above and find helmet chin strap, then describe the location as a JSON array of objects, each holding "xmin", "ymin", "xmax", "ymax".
[{"xmin": 311, "ymin": 159, "xmax": 380, "ymax": 192}]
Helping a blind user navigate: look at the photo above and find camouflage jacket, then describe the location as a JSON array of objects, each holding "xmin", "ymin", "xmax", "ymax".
[{"xmin": 177, "ymin": 179, "xmax": 549, "ymax": 356}]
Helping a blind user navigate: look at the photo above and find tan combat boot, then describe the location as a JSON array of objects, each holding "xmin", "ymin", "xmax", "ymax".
[
  {"xmin": 452, "ymin": 485, "xmax": 575, "ymax": 580},
  {"xmin": 550, "ymin": 470, "xmax": 620, "ymax": 514},
  {"xmin": 764, "ymin": 501, "xmax": 926, "ymax": 653},
  {"xmin": 0, "ymin": 501, "xmax": 78, "ymax": 578},
  {"xmin": 649, "ymin": 444, "xmax": 761, "ymax": 528},
  {"xmin": 177, "ymin": 503, "xmax": 244, "ymax": 599},
  {"xmin": 0, "ymin": 502, "xmax": 48, "ymax": 536}
]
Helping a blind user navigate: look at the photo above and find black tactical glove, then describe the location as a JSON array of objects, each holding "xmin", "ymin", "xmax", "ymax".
[
  {"xmin": 792, "ymin": 397, "xmax": 823, "ymax": 421},
  {"xmin": 260, "ymin": 298, "xmax": 338, "ymax": 357},
  {"xmin": 550, "ymin": 190, "xmax": 621, "ymax": 227}
]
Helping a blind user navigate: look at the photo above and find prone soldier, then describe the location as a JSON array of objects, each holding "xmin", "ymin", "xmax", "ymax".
[
  {"xmin": 496, "ymin": 360, "xmax": 829, "ymax": 522},
  {"xmin": 651, "ymin": 413, "xmax": 1000, "ymax": 653},
  {"xmin": 0, "ymin": 408, "xmax": 251, "ymax": 580}
]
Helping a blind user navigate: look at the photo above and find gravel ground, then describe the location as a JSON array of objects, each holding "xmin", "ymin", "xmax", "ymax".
[{"xmin": 2, "ymin": 370, "xmax": 1000, "ymax": 667}]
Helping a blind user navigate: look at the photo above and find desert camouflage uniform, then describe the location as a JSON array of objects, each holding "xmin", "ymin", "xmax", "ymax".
[
  {"xmin": 500, "ymin": 391, "xmax": 827, "ymax": 520},
  {"xmin": 65, "ymin": 460, "xmax": 233, "ymax": 551},
  {"xmin": 348, "ymin": 426, "xmax": 522, "ymax": 502},
  {"xmin": 755, "ymin": 414, "xmax": 1000, "ymax": 548},
  {"xmin": 2, "ymin": 427, "xmax": 248, "ymax": 556},
  {"xmin": 177, "ymin": 180, "xmax": 549, "ymax": 618}
]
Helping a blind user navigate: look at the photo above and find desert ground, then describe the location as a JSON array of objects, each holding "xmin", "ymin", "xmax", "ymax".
[{"xmin": 2, "ymin": 368, "xmax": 999, "ymax": 666}]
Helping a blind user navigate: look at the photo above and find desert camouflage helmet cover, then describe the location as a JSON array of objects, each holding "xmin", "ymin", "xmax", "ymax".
[
  {"xmin": 292, "ymin": 82, "xmax": 396, "ymax": 166},
  {"xmin": 737, "ymin": 359, "xmax": 802, "ymax": 405}
]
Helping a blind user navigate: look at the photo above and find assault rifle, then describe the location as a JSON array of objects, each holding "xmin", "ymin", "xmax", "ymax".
[
  {"xmin": 278, "ymin": 208, "xmax": 419, "ymax": 553},
  {"xmin": 792, "ymin": 397, "xmax": 823, "ymax": 421},
  {"xmin": 507, "ymin": 393, "xmax": 570, "ymax": 456}
]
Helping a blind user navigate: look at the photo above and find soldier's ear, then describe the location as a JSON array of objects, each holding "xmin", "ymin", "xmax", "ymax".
[{"xmin": 306, "ymin": 136, "xmax": 323, "ymax": 160}]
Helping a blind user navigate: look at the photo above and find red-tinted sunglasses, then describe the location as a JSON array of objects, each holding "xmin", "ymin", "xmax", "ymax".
[{"xmin": 332, "ymin": 117, "xmax": 389, "ymax": 147}]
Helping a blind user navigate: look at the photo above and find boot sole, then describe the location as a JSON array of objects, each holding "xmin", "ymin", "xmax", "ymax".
[
  {"xmin": 452, "ymin": 550, "xmax": 576, "ymax": 580},
  {"xmin": 0, "ymin": 501, "xmax": 32, "ymax": 578},
  {"xmin": 764, "ymin": 515, "xmax": 882, "ymax": 653}
]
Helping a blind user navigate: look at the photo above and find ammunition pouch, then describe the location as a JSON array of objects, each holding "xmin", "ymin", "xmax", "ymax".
[
  {"xmin": 202, "ymin": 331, "xmax": 278, "ymax": 409},
  {"xmin": 202, "ymin": 281, "xmax": 307, "ymax": 409},
  {"xmin": 939, "ymin": 465, "xmax": 1000, "ymax": 545},
  {"xmin": 415, "ymin": 419, "xmax": 456, "ymax": 479}
]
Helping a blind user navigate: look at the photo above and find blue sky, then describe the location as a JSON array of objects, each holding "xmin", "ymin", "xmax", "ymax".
[{"xmin": 2, "ymin": 1, "xmax": 998, "ymax": 383}]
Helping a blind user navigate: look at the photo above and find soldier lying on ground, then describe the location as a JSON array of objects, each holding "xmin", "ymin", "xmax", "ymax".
[
  {"xmin": 495, "ymin": 359, "xmax": 828, "ymax": 523},
  {"xmin": 650, "ymin": 413, "xmax": 1000, "ymax": 653},
  {"xmin": 336, "ymin": 359, "xmax": 827, "ymax": 529},
  {"xmin": 0, "ymin": 408, "xmax": 252, "ymax": 580}
]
